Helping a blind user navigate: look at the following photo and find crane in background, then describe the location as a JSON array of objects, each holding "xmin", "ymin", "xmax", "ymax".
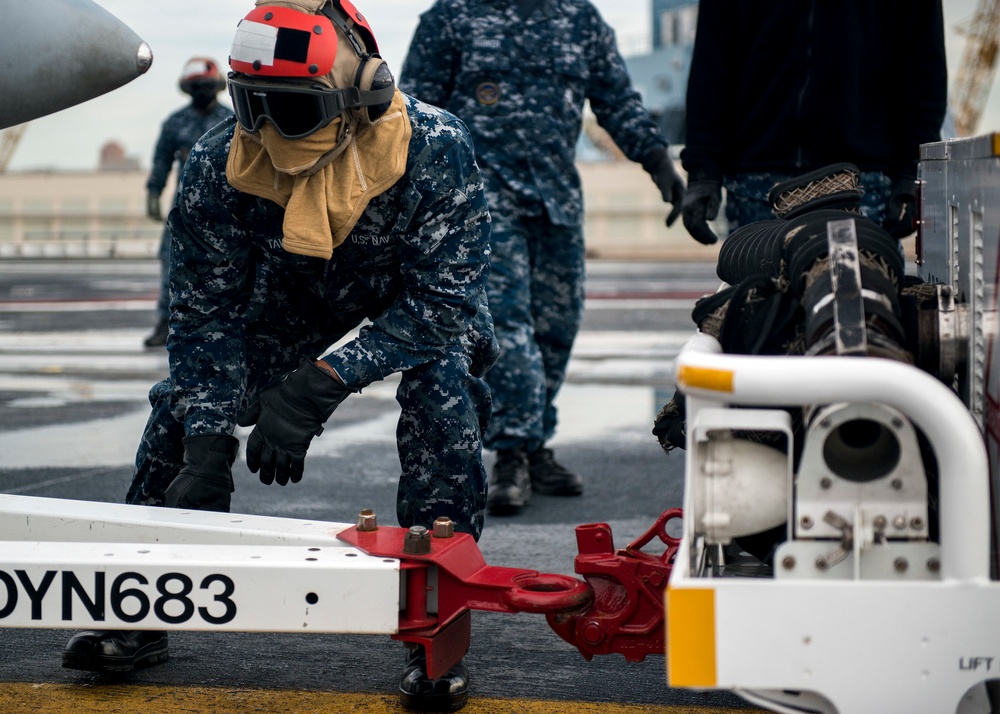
[
  {"xmin": 0, "ymin": 124, "xmax": 28, "ymax": 174},
  {"xmin": 952, "ymin": 0, "xmax": 1000, "ymax": 137}
]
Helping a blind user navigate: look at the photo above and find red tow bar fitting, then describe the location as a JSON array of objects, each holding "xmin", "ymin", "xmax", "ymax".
[
  {"xmin": 338, "ymin": 521, "xmax": 593, "ymax": 680},
  {"xmin": 546, "ymin": 507, "xmax": 682, "ymax": 663}
]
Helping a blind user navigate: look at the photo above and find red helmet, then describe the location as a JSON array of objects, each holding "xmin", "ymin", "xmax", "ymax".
[
  {"xmin": 178, "ymin": 57, "xmax": 225, "ymax": 94},
  {"xmin": 228, "ymin": 1, "xmax": 394, "ymax": 137}
]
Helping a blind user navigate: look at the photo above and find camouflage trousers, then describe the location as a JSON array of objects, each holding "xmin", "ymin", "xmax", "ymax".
[
  {"xmin": 481, "ymin": 187, "xmax": 585, "ymax": 452},
  {"xmin": 723, "ymin": 170, "xmax": 894, "ymax": 232},
  {"xmin": 126, "ymin": 314, "xmax": 495, "ymax": 540},
  {"xmin": 154, "ymin": 223, "xmax": 171, "ymax": 321}
]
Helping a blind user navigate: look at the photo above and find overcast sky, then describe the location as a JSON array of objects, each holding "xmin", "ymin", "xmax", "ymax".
[{"xmin": 8, "ymin": 0, "xmax": 995, "ymax": 171}]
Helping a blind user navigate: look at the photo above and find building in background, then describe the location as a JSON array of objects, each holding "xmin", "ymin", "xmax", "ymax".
[
  {"xmin": 0, "ymin": 170, "xmax": 159, "ymax": 259},
  {"xmin": 99, "ymin": 140, "xmax": 141, "ymax": 171}
]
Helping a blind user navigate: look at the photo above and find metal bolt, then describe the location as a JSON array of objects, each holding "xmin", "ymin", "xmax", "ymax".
[
  {"xmin": 894, "ymin": 557, "xmax": 909, "ymax": 573},
  {"xmin": 820, "ymin": 477, "xmax": 832, "ymax": 490},
  {"xmin": 432, "ymin": 516, "xmax": 455, "ymax": 539},
  {"xmin": 820, "ymin": 417, "xmax": 832, "ymax": 429},
  {"xmin": 873, "ymin": 515, "xmax": 887, "ymax": 529},
  {"xmin": 814, "ymin": 558, "xmax": 829, "ymax": 571},
  {"xmin": 892, "ymin": 417, "xmax": 904, "ymax": 429},
  {"xmin": 890, "ymin": 479, "xmax": 903, "ymax": 490},
  {"xmin": 403, "ymin": 525, "xmax": 432, "ymax": 555},
  {"xmin": 910, "ymin": 517, "xmax": 924, "ymax": 530},
  {"xmin": 800, "ymin": 515, "xmax": 814, "ymax": 530},
  {"xmin": 892, "ymin": 515, "xmax": 907, "ymax": 529},
  {"xmin": 927, "ymin": 558, "xmax": 941, "ymax": 573},
  {"xmin": 582, "ymin": 621, "xmax": 605, "ymax": 646},
  {"xmin": 356, "ymin": 508, "xmax": 378, "ymax": 532},
  {"xmin": 781, "ymin": 556, "xmax": 796, "ymax": 570}
]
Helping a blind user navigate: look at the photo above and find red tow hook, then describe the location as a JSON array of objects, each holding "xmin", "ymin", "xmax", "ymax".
[
  {"xmin": 546, "ymin": 507, "xmax": 682, "ymax": 663},
  {"xmin": 338, "ymin": 517, "xmax": 593, "ymax": 680}
]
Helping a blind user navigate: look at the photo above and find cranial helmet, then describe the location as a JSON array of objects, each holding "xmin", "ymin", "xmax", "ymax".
[
  {"xmin": 228, "ymin": 0, "xmax": 395, "ymax": 139},
  {"xmin": 179, "ymin": 57, "xmax": 226, "ymax": 95}
]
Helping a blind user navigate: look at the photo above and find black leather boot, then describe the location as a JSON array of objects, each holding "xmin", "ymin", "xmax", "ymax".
[
  {"xmin": 62, "ymin": 630, "xmax": 169, "ymax": 672},
  {"xmin": 398, "ymin": 645, "xmax": 469, "ymax": 712},
  {"xmin": 528, "ymin": 446, "xmax": 583, "ymax": 495},
  {"xmin": 143, "ymin": 319, "xmax": 168, "ymax": 348},
  {"xmin": 486, "ymin": 448, "xmax": 531, "ymax": 515}
]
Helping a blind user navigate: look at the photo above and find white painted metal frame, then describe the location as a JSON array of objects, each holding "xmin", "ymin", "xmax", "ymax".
[
  {"xmin": 0, "ymin": 494, "xmax": 401, "ymax": 633},
  {"xmin": 669, "ymin": 333, "xmax": 1000, "ymax": 714}
]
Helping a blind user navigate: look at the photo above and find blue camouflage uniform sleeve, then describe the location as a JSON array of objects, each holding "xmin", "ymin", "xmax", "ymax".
[
  {"xmin": 165, "ymin": 122, "xmax": 256, "ymax": 436},
  {"xmin": 320, "ymin": 103, "xmax": 491, "ymax": 387},
  {"xmin": 398, "ymin": 2, "xmax": 458, "ymax": 108},
  {"xmin": 583, "ymin": 5, "xmax": 667, "ymax": 162},
  {"xmin": 146, "ymin": 111, "xmax": 182, "ymax": 195}
]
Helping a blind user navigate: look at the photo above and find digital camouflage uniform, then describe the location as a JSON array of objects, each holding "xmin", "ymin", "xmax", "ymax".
[
  {"xmin": 399, "ymin": 0, "xmax": 668, "ymax": 452},
  {"xmin": 128, "ymin": 97, "xmax": 499, "ymax": 540},
  {"xmin": 146, "ymin": 103, "xmax": 233, "ymax": 322},
  {"xmin": 723, "ymin": 171, "xmax": 893, "ymax": 232}
]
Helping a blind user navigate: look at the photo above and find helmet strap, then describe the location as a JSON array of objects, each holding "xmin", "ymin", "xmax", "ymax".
[
  {"xmin": 301, "ymin": 113, "xmax": 358, "ymax": 176},
  {"xmin": 319, "ymin": 3, "xmax": 366, "ymax": 57}
]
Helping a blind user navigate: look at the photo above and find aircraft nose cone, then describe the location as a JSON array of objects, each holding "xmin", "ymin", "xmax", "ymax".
[
  {"xmin": 137, "ymin": 42, "xmax": 154, "ymax": 75},
  {"xmin": 0, "ymin": 0, "xmax": 152, "ymax": 129}
]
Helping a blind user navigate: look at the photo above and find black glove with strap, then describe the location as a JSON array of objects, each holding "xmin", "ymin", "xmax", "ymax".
[
  {"xmin": 681, "ymin": 180, "xmax": 722, "ymax": 245},
  {"xmin": 883, "ymin": 177, "xmax": 917, "ymax": 239},
  {"xmin": 641, "ymin": 148, "xmax": 685, "ymax": 227},
  {"xmin": 165, "ymin": 434, "xmax": 240, "ymax": 512},
  {"xmin": 238, "ymin": 360, "xmax": 352, "ymax": 486}
]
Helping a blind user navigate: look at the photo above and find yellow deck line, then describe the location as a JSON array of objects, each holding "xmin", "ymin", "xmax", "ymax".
[{"xmin": 0, "ymin": 683, "xmax": 755, "ymax": 713}]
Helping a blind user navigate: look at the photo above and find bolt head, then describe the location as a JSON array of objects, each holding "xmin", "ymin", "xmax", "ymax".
[
  {"xmin": 432, "ymin": 517, "xmax": 455, "ymax": 539},
  {"xmin": 403, "ymin": 526, "xmax": 432, "ymax": 555},
  {"xmin": 356, "ymin": 508, "xmax": 378, "ymax": 532}
]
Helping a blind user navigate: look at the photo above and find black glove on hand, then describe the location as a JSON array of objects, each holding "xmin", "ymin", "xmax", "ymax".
[
  {"xmin": 681, "ymin": 180, "xmax": 722, "ymax": 245},
  {"xmin": 146, "ymin": 192, "xmax": 163, "ymax": 222},
  {"xmin": 883, "ymin": 177, "xmax": 917, "ymax": 239},
  {"xmin": 641, "ymin": 148, "xmax": 685, "ymax": 227},
  {"xmin": 165, "ymin": 434, "xmax": 240, "ymax": 512},
  {"xmin": 238, "ymin": 360, "xmax": 352, "ymax": 486}
]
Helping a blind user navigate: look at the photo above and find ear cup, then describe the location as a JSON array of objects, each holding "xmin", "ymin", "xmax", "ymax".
[{"xmin": 355, "ymin": 57, "xmax": 394, "ymax": 121}]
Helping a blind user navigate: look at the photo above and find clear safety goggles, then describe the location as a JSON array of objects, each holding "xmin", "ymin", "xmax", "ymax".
[{"xmin": 228, "ymin": 73, "xmax": 362, "ymax": 139}]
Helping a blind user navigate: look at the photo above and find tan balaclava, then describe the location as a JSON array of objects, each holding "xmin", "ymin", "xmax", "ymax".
[{"xmin": 227, "ymin": 0, "xmax": 411, "ymax": 259}]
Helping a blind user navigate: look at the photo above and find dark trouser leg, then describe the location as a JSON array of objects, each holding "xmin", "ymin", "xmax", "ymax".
[
  {"xmin": 126, "ymin": 379, "xmax": 185, "ymax": 507},
  {"xmin": 394, "ymin": 315, "xmax": 491, "ymax": 708},
  {"xmin": 394, "ymin": 336, "xmax": 492, "ymax": 542},
  {"xmin": 723, "ymin": 173, "xmax": 789, "ymax": 232},
  {"xmin": 66, "ymin": 385, "xmax": 180, "ymax": 672},
  {"xmin": 482, "ymin": 207, "xmax": 545, "ymax": 452},
  {"xmin": 527, "ymin": 218, "xmax": 585, "ymax": 445},
  {"xmin": 156, "ymin": 224, "xmax": 171, "ymax": 322},
  {"xmin": 143, "ymin": 227, "xmax": 172, "ymax": 347}
]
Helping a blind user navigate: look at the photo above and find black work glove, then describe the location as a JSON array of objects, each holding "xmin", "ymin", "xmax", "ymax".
[
  {"xmin": 641, "ymin": 148, "xmax": 685, "ymax": 227},
  {"xmin": 238, "ymin": 360, "xmax": 352, "ymax": 486},
  {"xmin": 165, "ymin": 434, "xmax": 240, "ymax": 512},
  {"xmin": 883, "ymin": 177, "xmax": 917, "ymax": 239},
  {"xmin": 681, "ymin": 180, "xmax": 722, "ymax": 245},
  {"xmin": 146, "ymin": 192, "xmax": 163, "ymax": 221}
]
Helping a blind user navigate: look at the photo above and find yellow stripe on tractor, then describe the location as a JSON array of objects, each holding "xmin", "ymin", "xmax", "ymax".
[{"xmin": 666, "ymin": 587, "xmax": 716, "ymax": 688}]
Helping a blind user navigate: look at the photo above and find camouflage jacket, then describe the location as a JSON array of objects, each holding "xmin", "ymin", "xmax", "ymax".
[
  {"xmin": 399, "ymin": 0, "xmax": 667, "ymax": 226},
  {"xmin": 146, "ymin": 102, "xmax": 233, "ymax": 196},
  {"xmin": 166, "ymin": 96, "xmax": 491, "ymax": 435}
]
